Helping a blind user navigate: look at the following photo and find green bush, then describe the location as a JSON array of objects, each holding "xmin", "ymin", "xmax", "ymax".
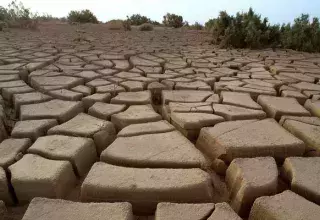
[
  {"xmin": 67, "ymin": 9, "xmax": 98, "ymax": 23},
  {"xmin": 280, "ymin": 14, "xmax": 320, "ymax": 52},
  {"xmin": 205, "ymin": 18, "xmax": 215, "ymax": 31},
  {"xmin": 163, "ymin": 13, "xmax": 184, "ymax": 28},
  {"xmin": 139, "ymin": 23, "xmax": 153, "ymax": 31},
  {"xmin": 209, "ymin": 8, "xmax": 281, "ymax": 48},
  {"xmin": 207, "ymin": 8, "xmax": 320, "ymax": 52},
  {"xmin": 127, "ymin": 14, "xmax": 150, "ymax": 25}
]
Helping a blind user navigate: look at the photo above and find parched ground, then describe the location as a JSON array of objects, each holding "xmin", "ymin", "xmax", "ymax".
[{"xmin": 0, "ymin": 22, "xmax": 320, "ymax": 220}]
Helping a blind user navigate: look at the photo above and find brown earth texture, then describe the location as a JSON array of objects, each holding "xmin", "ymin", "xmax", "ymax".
[{"xmin": 0, "ymin": 22, "xmax": 320, "ymax": 220}]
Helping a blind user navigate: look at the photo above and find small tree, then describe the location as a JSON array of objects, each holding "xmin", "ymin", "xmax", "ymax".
[
  {"xmin": 163, "ymin": 13, "xmax": 183, "ymax": 28},
  {"xmin": 67, "ymin": 9, "xmax": 98, "ymax": 23}
]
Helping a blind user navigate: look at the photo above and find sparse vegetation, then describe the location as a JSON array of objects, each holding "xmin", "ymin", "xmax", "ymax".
[
  {"xmin": 67, "ymin": 9, "xmax": 98, "ymax": 24},
  {"xmin": 122, "ymin": 19, "xmax": 131, "ymax": 31},
  {"xmin": 0, "ymin": 0, "xmax": 39, "ymax": 29},
  {"xmin": 139, "ymin": 23, "xmax": 154, "ymax": 31},
  {"xmin": 189, "ymin": 22, "xmax": 203, "ymax": 30},
  {"xmin": 127, "ymin": 14, "xmax": 160, "ymax": 27},
  {"xmin": 163, "ymin": 13, "xmax": 184, "ymax": 28}
]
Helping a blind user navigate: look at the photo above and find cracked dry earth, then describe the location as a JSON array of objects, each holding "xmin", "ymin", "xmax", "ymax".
[{"xmin": 0, "ymin": 23, "xmax": 320, "ymax": 220}]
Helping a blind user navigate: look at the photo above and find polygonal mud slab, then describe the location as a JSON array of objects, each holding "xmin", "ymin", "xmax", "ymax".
[
  {"xmin": 221, "ymin": 91, "xmax": 262, "ymax": 110},
  {"xmin": 228, "ymin": 86, "xmax": 277, "ymax": 100},
  {"xmin": 81, "ymin": 163, "xmax": 213, "ymax": 214},
  {"xmin": 281, "ymin": 90, "xmax": 307, "ymax": 105},
  {"xmin": 162, "ymin": 102, "xmax": 214, "ymax": 122},
  {"xmin": 226, "ymin": 157, "xmax": 278, "ymax": 217},
  {"xmin": 155, "ymin": 203, "xmax": 215, "ymax": 220},
  {"xmin": 0, "ymin": 74, "xmax": 19, "ymax": 82},
  {"xmin": 11, "ymin": 119, "xmax": 58, "ymax": 141},
  {"xmin": 208, "ymin": 202, "xmax": 242, "ymax": 220},
  {"xmin": 2, "ymin": 86, "xmax": 34, "ymax": 102},
  {"xmin": 117, "ymin": 120, "xmax": 175, "ymax": 137},
  {"xmin": 112, "ymin": 60, "xmax": 131, "ymax": 70},
  {"xmin": 120, "ymin": 80, "xmax": 145, "ymax": 92},
  {"xmin": 92, "ymin": 60, "xmax": 114, "ymax": 68},
  {"xmin": 47, "ymin": 89, "xmax": 83, "ymax": 101},
  {"xmin": 30, "ymin": 76, "xmax": 84, "ymax": 91},
  {"xmin": 13, "ymin": 92, "xmax": 53, "ymax": 114},
  {"xmin": 249, "ymin": 190, "xmax": 320, "ymax": 220},
  {"xmin": 71, "ymin": 85, "xmax": 93, "ymax": 96},
  {"xmin": 281, "ymin": 116, "xmax": 320, "ymax": 152},
  {"xmin": 20, "ymin": 99, "xmax": 83, "ymax": 123},
  {"xmin": 27, "ymin": 135, "xmax": 96, "ymax": 177},
  {"xmin": 0, "ymin": 80, "xmax": 27, "ymax": 89},
  {"xmin": 304, "ymin": 100, "xmax": 320, "ymax": 118},
  {"xmin": 22, "ymin": 198, "xmax": 133, "ymax": 220},
  {"xmin": 96, "ymin": 84, "xmax": 126, "ymax": 95},
  {"xmin": 111, "ymin": 105, "xmax": 162, "ymax": 130},
  {"xmin": 0, "ymin": 167, "xmax": 12, "ymax": 205},
  {"xmin": 171, "ymin": 113, "xmax": 224, "ymax": 129},
  {"xmin": 171, "ymin": 112, "xmax": 224, "ymax": 140},
  {"xmin": 48, "ymin": 113, "xmax": 116, "ymax": 154},
  {"xmin": 291, "ymin": 82, "xmax": 320, "ymax": 92},
  {"xmin": 257, "ymin": 96, "xmax": 310, "ymax": 120},
  {"xmin": 212, "ymin": 104, "xmax": 266, "ymax": 121},
  {"xmin": 74, "ymin": 71, "xmax": 101, "ymax": 83},
  {"xmin": 101, "ymin": 130, "xmax": 207, "ymax": 168},
  {"xmin": 162, "ymin": 90, "xmax": 213, "ymax": 104},
  {"xmin": 82, "ymin": 93, "xmax": 111, "ymax": 109},
  {"xmin": 86, "ymin": 78, "xmax": 111, "ymax": 88},
  {"xmin": 114, "ymin": 71, "xmax": 142, "ymax": 79},
  {"xmin": 169, "ymin": 102, "xmax": 214, "ymax": 113},
  {"xmin": 196, "ymin": 119, "xmax": 305, "ymax": 163},
  {"xmin": 111, "ymin": 91, "xmax": 151, "ymax": 105},
  {"xmin": 9, "ymin": 154, "xmax": 76, "ymax": 203},
  {"xmin": 88, "ymin": 102, "xmax": 126, "ymax": 120},
  {"xmin": 175, "ymin": 81, "xmax": 211, "ymax": 91},
  {"xmin": 0, "ymin": 138, "xmax": 31, "ymax": 168},
  {"xmin": 130, "ymin": 56, "xmax": 161, "ymax": 67},
  {"xmin": 282, "ymin": 157, "xmax": 320, "ymax": 205}
]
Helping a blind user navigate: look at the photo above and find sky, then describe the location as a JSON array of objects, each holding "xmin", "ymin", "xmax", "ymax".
[{"xmin": 1, "ymin": 0, "xmax": 320, "ymax": 25}]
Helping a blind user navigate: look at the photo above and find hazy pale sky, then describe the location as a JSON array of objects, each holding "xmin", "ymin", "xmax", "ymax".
[{"xmin": 2, "ymin": 0, "xmax": 320, "ymax": 24}]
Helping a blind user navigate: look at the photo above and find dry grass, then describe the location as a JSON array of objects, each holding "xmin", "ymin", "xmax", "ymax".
[{"xmin": 105, "ymin": 19, "xmax": 126, "ymax": 30}]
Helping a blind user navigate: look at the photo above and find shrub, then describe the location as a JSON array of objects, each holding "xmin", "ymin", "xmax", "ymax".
[
  {"xmin": 207, "ymin": 8, "xmax": 320, "ymax": 52},
  {"xmin": 209, "ymin": 8, "xmax": 281, "ymax": 49},
  {"xmin": 163, "ymin": 13, "xmax": 183, "ymax": 28},
  {"xmin": 280, "ymin": 14, "xmax": 320, "ymax": 52},
  {"xmin": 67, "ymin": 9, "xmax": 98, "ymax": 24},
  {"xmin": 127, "ymin": 14, "xmax": 150, "ymax": 25},
  {"xmin": 151, "ymin": 20, "xmax": 161, "ymax": 26},
  {"xmin": 139, "ymin": 23, "xmax": 153, "ymax": 31}
]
